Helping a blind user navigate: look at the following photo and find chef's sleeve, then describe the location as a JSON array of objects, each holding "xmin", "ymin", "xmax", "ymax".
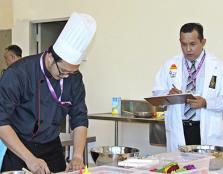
[
  {"xmin": 68, "ymin": 73, "xmax": 88, "ymax": 130},
  {"xmin": 0, "ymin": 69, "xmax": 21, "ymax": 126}
]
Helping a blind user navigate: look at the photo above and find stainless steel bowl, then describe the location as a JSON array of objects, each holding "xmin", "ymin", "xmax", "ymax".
[
  {"xmin": 179, "ymin": 145, "xmax": 223, "ymax": 170},
  {"xmin": 2, "ymin": 171, "xmax": 25, "ymax": 174},
  {"xmin": 90, "ymin": 146, "xmax": 139, "ymax": 166}
]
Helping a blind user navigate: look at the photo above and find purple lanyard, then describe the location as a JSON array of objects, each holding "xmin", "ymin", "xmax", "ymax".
[
  {"xmin": 40, "ymin": 52, "xmax": 64, "ymax": 103},
  {"xmin": 184, "ymin": 51, "xmax": 206, "ymax": 86}
]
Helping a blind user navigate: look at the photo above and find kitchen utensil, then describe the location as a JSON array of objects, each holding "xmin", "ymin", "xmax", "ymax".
[
  {"xmin": 134, "ymin": 111, "xmax": 155, "ymax": 118},
  {"xmin": 179, "ymin": 145, "xmax": 223, "ymax": 170},
  {"xmin": 122, "ymin": 110, "xmax": 134, "ymax": 115},
  {"xmin": 2, "ymin": 168, "xmax": 33, "ymax": 174},
  {"xmin": 22, "ymin": 168, "xmax": 32, "ymax": 174},
  {"xmin": 2, "ymin": 171, "xmax": 25, "ymax": 174},
  {"xmin": 90, "ymin": 146, "xmax": 139, "ymax": 166},
  {"xmin": 122, "ymin": 110, "xmax": 154, "ymax": 118}
]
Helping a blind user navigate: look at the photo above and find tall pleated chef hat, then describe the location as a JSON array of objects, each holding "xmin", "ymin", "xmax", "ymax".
[{"xmin": 53, "ymin": 12, "xmax": 96, "ymax": 65}]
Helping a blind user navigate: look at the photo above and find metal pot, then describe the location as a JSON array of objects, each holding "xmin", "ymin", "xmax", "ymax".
[
  {"xmin": 179, "ymin": 145, "xmax": 223, "ymax": 170},
  {"xmin": 2, "ymin": 171, "xmax": 25, "ymax": 174},
  {"xmin": 90, "ymin": 146, "xmax": 139, "ymax": 166}
]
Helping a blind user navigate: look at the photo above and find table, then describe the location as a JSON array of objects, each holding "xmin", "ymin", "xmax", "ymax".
[
  {"xmin": 88, "ymin": 113, "xmax": 164, "ymax": 146},
  {"xmin": 59, "ymin": 133, "xmax": 96, "ymax": 165},
  {"xmin": 210, "ymin": 169, "xmax": 223, "ymax": 174}
]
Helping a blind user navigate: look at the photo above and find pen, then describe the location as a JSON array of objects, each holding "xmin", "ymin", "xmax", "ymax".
[
  {"xmin": 172, "ymin": 84, "xmax": 182, "ymax": 94},
  {"xmin": 172, "ymin": 84, "xmax": 176, "ymax": 88}
]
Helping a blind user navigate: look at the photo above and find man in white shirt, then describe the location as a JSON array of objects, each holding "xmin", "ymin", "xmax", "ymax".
[{"xmin": 153, "ymin": 23, "xmax": 223, "ymax": 151}]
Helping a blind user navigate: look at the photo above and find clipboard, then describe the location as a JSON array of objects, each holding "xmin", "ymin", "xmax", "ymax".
[{"xmin": 144, "ymin": 93, "xmax": 196, "ymax": 106}]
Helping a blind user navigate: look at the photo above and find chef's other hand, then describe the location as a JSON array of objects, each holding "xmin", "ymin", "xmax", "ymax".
[
  {"xmin": 187, "ymin": 96, "xmax": 207, "ymax": 109},
  {"xmin": 66, "ymin": 156, "xmax": 84, "ymax": 172},
  {"xmin": 168, "ymin": 87, "xmax": 182, "ymax": 95},
  {"xmin": 26, "ymin": 156, "xmax": 51, "ymax": 174}
]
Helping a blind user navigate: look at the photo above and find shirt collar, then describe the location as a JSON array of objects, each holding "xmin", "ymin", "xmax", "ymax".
[
  {"xmin": 186, "ymin": 49, "xmax": 205, "ymax": 67},
  {"xmin": 43, "ymin": 52, "xmax": 53, "ymax": 79}
]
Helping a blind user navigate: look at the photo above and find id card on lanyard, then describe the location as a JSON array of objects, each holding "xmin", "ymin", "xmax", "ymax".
[{"xmin": 184, "ymin": 51, "xmax": 206, "ymax": 87}]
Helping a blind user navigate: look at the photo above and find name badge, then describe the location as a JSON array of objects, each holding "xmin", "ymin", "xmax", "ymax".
[
  {"xmin": 209, "ymin": 75, "xmax": 217, "ymax": 89},
  {"xmin": 169, "ymin": 64, "xmax": 177, "ymax": 78}
]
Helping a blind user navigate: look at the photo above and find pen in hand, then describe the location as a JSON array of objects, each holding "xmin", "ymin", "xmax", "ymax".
[
  {"xmin": 169, "ymin": 84, "xmax": 182, "ymax": 94},
  {"xmin": 172, "ymin": 84, "xmax": 176, "ymax": 88}
]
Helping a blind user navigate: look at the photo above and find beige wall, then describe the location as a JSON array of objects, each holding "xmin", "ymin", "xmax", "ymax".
[
  {"xmin": 10, "ymin": 0, "xmax": 223, "ymax": 114},
  {"xmin": 0, "ymin": 0, "xmax": 12, "ymax": 72},
  {"xmin": 0, "ymin": 0, "xmax": 13, "ymax": 29},
  {"xmin": 5, "ymin": 0, "xmax": 223, "ymax": 154}
]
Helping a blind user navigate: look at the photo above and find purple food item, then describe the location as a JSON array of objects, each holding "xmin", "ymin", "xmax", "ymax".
[{"xmin": 183, "ymin": 164, "xmax": 196, "ymax": 170}]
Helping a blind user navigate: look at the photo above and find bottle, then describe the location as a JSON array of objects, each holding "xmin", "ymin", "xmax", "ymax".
[{"xmin": 112, "ymin": 97, "xmax": 121, "ymax": 115}]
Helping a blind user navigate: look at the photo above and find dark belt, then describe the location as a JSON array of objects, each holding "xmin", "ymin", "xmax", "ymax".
[{"xmin": 182, "ymin": 120, "xmax": 200, "ymax": 126}]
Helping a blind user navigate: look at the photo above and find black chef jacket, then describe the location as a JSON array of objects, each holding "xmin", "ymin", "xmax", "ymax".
[{"xmin": 0, "ymin": 53, "xmax": 88, "ymax": 143}]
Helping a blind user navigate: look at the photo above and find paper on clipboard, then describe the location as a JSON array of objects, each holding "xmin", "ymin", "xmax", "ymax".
[{"xmin": 144, "ymin": 93, "xmax": 196, "ymax": 106}]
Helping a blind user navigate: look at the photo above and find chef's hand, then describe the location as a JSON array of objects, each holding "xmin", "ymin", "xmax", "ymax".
[
  {"xmin": 187, "ymin": 96, "xmax": 207, "ymax": 109},
  {"xmin": 66, "ymin": 156, "xmax": 84, "ymax": 172},
  {"xmin": 168, "ymin": 86, "xmax": 182, "ymax": 95},
  {"xmin": 25, "ymin": 156, "xmax": 51, "ymax": 174}
]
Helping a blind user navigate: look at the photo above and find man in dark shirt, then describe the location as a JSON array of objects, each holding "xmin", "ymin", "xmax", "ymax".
[
  {"xmin": 1, "ymin": 44, "xmax": 22, "ymax": 75},
  {"xmin": 0, "ymin": 12, "xmax": 96, "ymax": 173}
]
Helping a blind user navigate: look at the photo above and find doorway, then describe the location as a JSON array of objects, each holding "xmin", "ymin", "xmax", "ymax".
[
  {"xmin": 30, "ymin": 20, "xmax": 67, "ymax": 54},
  {"xmin": 0, "ymin": 29, "xmax": 11, "ymax": 72}
]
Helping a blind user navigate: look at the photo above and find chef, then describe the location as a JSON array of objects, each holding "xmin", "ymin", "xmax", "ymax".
[
  {"xmin": 152, "ymin": 23, "xmax": 223, "ymax": 152},
  {"xmin": 0, "ymin": 12, "xmax": 96, "ymax": 173}
]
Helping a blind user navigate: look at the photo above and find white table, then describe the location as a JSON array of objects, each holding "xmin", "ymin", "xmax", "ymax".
[{"xmin": 209, "ymin": 168, "xmax": 223, "ymax": 174}]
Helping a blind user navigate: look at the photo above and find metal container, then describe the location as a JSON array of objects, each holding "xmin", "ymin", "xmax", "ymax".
[
  {"xmin": 2, "ymin": 171, "xmax": 25, "ymax": 174},
  {"xmin": 179, "ymin": 145, "xmax": 223, "ymax": 170},
  {"xmin": 149, "ymin": 123, "xmax": 166, "ymax": 146},
  {"xmin": 133, "ymin": 112, "xmax": 155, "ymax": 118},
  {"xmin": 122, "ymin": 110, "xmax": 154, "ymax": 118},
  {"xmin": 90, "ymin": 146, "xmax": 139, "ymax": 166}
]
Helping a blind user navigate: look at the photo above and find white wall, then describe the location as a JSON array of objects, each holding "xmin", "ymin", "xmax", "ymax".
[{"xmin": 4, "ymin": 0, "xmax": 223, "ymax": 155}]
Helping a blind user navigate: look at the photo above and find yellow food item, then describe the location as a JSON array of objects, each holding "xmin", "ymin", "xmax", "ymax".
[{"xmin": 83, "ymin": 166, "xmax": 91, "ymax": 174}]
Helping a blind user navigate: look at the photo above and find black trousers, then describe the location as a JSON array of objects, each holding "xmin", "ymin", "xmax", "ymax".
[
  {"xmin": 183, "ymin": 121, "xmax": 201, "ymax": 145},
  {"xmin": 1, "ymin": 136, "xmax": 66, "ymax": 173}
]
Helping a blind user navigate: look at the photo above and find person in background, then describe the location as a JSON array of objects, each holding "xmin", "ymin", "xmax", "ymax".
[
  {"xmin": 1, "ymin": 45, "xmax": 22, "ymax": 75},
  {"xmin": 152, "ymin": 23, "xmax": 223, "ymax": 152},
  {"xmin": 4, "ymin": 45, "xmax": 22, "ymax": 66},
  {"xmin": 0, "ymin": 11, "xmax": 96, "ymax": 173}
]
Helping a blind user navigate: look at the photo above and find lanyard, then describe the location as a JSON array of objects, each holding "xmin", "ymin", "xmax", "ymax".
[
  {"xmin": 184, "ymin": 51, "xmax": 206, "ymax": 86},
  {"xmin": 31, "ymin": 53, "xmax": 71, "ymax": 140},
  {"xmin": 40, "ymin": 52, "xmax": 64, "ymax": 103}
]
